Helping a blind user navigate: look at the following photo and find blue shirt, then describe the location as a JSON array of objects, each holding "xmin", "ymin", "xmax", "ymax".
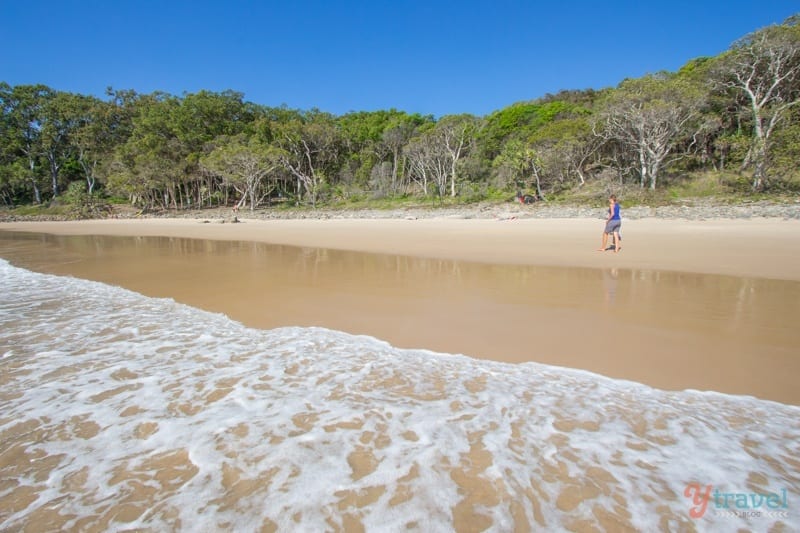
[{"xmin": 610, "ymin": 203, "xmax": 621, "ymax": 220}]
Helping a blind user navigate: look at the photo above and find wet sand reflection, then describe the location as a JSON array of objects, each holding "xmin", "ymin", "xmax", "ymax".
[{"xmin": 1, "ymin": 231, "xmax": 798, "ymax": 404}]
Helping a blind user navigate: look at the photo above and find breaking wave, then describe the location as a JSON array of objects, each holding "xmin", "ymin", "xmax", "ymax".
[{"xmin": 1, "ymin": 260, "xmax": 798, "ymax": 531}]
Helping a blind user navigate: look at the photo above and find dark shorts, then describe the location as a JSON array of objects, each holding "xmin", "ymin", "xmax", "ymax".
[{"xmin": 604, "ymin": 219, "xmax": 621, "ymax": 234}]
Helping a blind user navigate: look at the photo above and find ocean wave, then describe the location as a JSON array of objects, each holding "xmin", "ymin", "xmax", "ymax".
[{"xmin": 1, "ymin": 259, "xmax": 798, "ymax": 531}]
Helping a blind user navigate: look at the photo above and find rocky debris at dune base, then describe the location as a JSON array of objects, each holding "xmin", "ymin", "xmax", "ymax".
[
  {"xmin": 1, "ymin": 199, "xmax": 799, "ymax": 223},
  {"xmin": 164, "ymin": 199, "xmax": 800, "ymax": 222}
]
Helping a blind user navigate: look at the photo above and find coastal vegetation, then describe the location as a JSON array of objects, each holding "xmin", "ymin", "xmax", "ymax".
[{"xmin": 0, "ymin": 16, "xmax": 798, "ymax": 216}]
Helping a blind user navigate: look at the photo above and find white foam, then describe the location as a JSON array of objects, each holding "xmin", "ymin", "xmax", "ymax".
[{"xmin": 0, "ymin": 259, "xmax": 798, "ymax": 531}]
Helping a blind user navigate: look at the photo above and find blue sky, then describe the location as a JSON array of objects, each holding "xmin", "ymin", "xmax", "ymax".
[{"xmin": 1, "ymin": 1, "xmax": 797, "ymax": 117}]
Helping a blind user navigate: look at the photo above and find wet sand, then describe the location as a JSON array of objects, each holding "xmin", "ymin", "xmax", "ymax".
[
  {"xmin": 6, "ymin": 262, "xmax": 798, "ymax": 532},
  {"xmin": 1, "ymin": 217, "xmax": 800, "ymax": 404}
]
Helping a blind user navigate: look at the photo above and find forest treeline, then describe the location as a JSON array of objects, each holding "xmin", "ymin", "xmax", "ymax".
[{"xmin": 1, "ymin": 16, "xmax": 798, "ymax": 212}]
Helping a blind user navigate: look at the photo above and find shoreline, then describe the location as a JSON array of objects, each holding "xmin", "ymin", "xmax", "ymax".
[
  {"xmin": 2, "ymin": 215, "xmax": 800, "ymax": 281},
  {"xmin": 2, "ymin": 216, "xmax": 800, "ymax": 404}
]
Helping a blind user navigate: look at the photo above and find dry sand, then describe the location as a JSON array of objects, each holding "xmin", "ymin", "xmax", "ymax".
[{"xmin": 2, "ymin": 216, "xmax": 800, "ymax": 404}]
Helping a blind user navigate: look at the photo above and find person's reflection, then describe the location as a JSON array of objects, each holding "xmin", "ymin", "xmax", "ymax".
[{"xmin": 602, "ymin": 268, "xmax": 619, "ymax": 306}]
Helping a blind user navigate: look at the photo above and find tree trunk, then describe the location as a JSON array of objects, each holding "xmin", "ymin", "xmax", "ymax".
[
  {"xmin": 649, "ymin": 162, "xmax": 659, "ymax": 190},
  {"xmin": 751, "ymin": 138, "xmax": 767, "ymax": 191},
  {"xmin": 27, "ymin": 157, "xmax": 42, "ymax": 204},
  {"xmin": 576, "ymin": 167, "xmax": 586, "ymax": 186},
  {"xmin": 49, "ymin": 155, "xmax": 60, "ymax": 197},
  {"xmin": 391, "ymin": 147, "xmax": 399, "ymax": 193},
  {"xmin": 639, "ymin": 144, "xmax": 647, "ymax": 188},
  {"xmin": 31, "ymin": 179, "xmax": 42, "ymax": 204},
  {"xmin": 532, "ymin": 167, "xmax": 543, "ymax": 200}
]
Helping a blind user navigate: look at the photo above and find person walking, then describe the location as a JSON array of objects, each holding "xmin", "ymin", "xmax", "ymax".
[{"xmin": 598, "ymin": 195, "xmax": 622, "ymax": 253}]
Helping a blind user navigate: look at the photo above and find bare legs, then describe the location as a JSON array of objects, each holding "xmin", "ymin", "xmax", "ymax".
[
  {"xmin": 598, "ymin": 231, "xmax": 621, "ymax": 252},
  {"xmin": 598, "ymin": 232, "xmax": 609, "ymax": 251}
]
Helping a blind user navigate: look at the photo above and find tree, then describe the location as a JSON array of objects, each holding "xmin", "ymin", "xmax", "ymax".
[
  {"xmin": 71, "ymin": 91, "xmax": 137, "ymax": 195},
  {"xmin": 405, "ymin": 130, "xmax": 449, "ymax": 198},
  {"xmin": 431, "ymin": 114, "xmax": 482, "ymax": 197},
  {"xmin": 336, "ymin": 110, "xmax": 396, "ymax": 191},
  {"xmin": 532, "ymin": 117, "xmax": 600, "ymax": 187},
  {"xmin": 39, "ymin": 91, "xmax": 89, "ymax": 198},
  {"xmin": 494, "ymin": 139, "xmax": 545, "ymax": 199},
  {"xmin": 200, "ymin": 135, "xmax": 280, "ymax": 210},
  {"xmin": 0, "ymin": 84, "xmax": 55, "ymax": 203},
  {"xmin": 768, "ymin": 104, "xmax": 800, "ymax": 177},
  {"xmin": 273, "ymin": 111, "xmax": 342, "ymax": 206},
  {"xmin": 379, "ymin": 113, "xmax": 433, "ymax": 195},
  {"xmin": 479, "ymin": 99, "xmax": 592, "ymax": 162},
  {"xmin": 109, "ymin": 93, "xmax": 186, "ymax": 208},
  {"xmin": 71, "ymin": 96, "xmax": 105, "ymax": 194},
  {"xmin": 712, "ymin": 18, "xmax": 800, "ymax": 190},
  {"xmin": 171, "ymin": 90, "xmax": 252, "ymax": 158},
  {"xmin": 595, "ymin": 73, "xmax": 702, "ymax": 189}
]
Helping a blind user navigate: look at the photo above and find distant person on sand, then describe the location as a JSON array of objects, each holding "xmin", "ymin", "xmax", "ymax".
[{"xmin": 598, "ymin": 195, "xmax": 622, "ymax": 253}]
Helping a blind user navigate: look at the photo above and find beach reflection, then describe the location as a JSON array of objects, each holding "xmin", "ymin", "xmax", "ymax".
[
  {"xmin": 602, "ymin": 268, "xmax": 618, "ymax": 306},
  {"xmin": 1, "ymin": 231, "xmax": 799, "ymax": 404}
]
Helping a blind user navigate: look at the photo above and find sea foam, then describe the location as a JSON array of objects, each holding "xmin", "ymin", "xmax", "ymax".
[{"xmin": 0, "ymin": 260, "xmax": 798, "ymax": 531}]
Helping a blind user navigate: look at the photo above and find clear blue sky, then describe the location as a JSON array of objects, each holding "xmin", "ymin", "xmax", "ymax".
[{"xmin": 1, "ymin": 1, "xmax": 797, "ymax": 117}]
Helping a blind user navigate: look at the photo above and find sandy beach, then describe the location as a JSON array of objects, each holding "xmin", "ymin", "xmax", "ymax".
[
  {"xmin": 2, "ymin": 215, "xmax": 800, "ymax": 531},
  {"xmin": 2, "ymin": 215, "xmax": 800, "ymax": 280},
  {"xmin": 1, "ymin": 216, "xmax": 800, "ymax": 404}
]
